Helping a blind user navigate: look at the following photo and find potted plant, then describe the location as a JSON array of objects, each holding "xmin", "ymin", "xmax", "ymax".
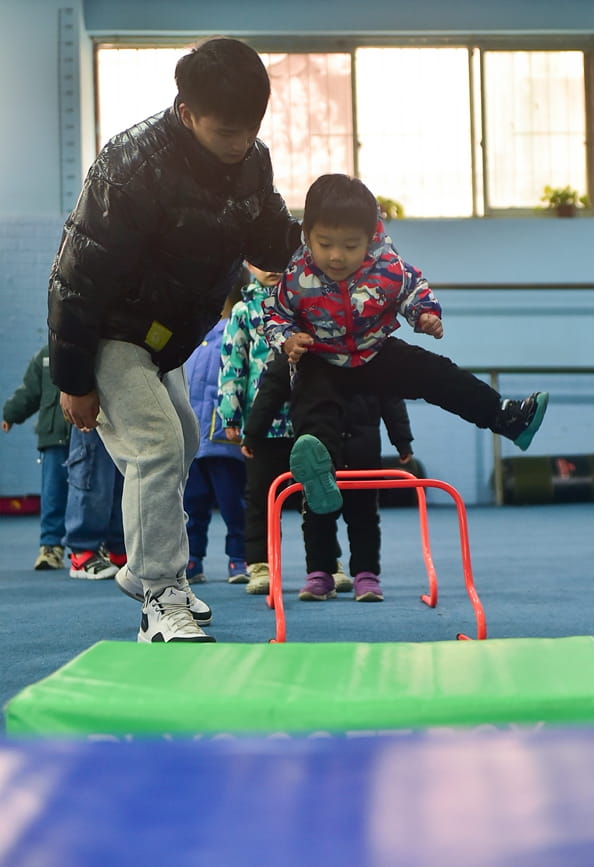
[
  {"xmin": 376, "ymin": 195, "xmax": 405, "ymax": 220},
  {"xmin": 540, "ymin": 185, "xmax": 590, "ymax": 217}
]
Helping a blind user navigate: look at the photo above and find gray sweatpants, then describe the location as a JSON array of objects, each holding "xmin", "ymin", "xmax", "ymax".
[{"xmin": 94, "ymin": 340, "xmax": 199, "ymax": 586}]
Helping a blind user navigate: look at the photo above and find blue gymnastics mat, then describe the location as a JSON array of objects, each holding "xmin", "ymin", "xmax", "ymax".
[{"xmin": 1, "ymin": 730, "xmax": 594, "ymax": 866}]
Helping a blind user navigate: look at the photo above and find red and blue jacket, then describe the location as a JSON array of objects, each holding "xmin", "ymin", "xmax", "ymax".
[{"xmin": 263, "ymin": 220, "xmax": 441, "ymax": 368}]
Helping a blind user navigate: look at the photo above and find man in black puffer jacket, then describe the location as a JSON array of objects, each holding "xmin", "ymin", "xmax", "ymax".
[{"xmin": 48, "ymin": 38, "xmax": 301, "ymax": 643}]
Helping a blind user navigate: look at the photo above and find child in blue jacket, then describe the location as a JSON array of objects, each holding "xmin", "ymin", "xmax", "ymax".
[{"xmin": 184, "ymin": 278, "xmax": 247, "ymax": 583}]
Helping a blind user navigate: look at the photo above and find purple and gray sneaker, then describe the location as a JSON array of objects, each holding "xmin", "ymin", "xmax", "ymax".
[
  {"xmin": 353, "ymin": 572, "xmax": 384, "ymax": 602},
  {"xmin": 298, "ymin": 571, "xmax": 337, "ymax": 601}
]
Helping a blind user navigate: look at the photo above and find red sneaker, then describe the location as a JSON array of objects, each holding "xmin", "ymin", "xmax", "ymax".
[{"xmin": 69, "ymin": 550, "xmax": 118, "ymax": 580}]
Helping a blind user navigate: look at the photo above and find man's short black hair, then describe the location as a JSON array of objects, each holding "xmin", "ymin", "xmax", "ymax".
[
  {"xmin": 175, "ymin": 38, "xmax": 270, "ymax": 126},
  {"xmin": 302, "ymin": 174, "xmax": 379, "ymax": 240}
]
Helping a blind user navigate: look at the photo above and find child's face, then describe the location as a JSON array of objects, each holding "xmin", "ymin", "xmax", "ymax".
[
  {"xmin": 179, "ymin": 105, "xmax": 260, "ymax": 165},
  {"xmin": 247, "ymin": 264, "xmax": 282, "ymax": 287},
  {"xmin": 306, "ymin": 223, "xmax": 370, "ymax": 282}
]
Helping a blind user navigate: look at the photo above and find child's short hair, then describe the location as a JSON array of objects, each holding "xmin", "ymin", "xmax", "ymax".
[
  {"xmin": 302, "ymin": 174, "xmax": 378, "ymax": 240},
  {"xmin": 175, "ymin": 38, "xmax": 270, "ymax": 127}
]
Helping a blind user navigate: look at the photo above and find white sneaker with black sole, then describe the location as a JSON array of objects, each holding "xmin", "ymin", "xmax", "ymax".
[
  {"xmin": 115, "ymin": 567, "xmax": 212, "ymax": 626},
  {"xmin": 139, "ymin": 586, "xmax": 215, "ymax": 643}
]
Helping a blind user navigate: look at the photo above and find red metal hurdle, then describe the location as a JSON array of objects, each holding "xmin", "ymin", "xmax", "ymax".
[{"xmin": 266, "ymin": 469, "xmax": 487, "ymax": 643}]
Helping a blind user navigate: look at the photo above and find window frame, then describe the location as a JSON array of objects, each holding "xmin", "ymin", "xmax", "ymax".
[{"xmin": 93, "ymin": 33, "xmax": 594, "ymax": 218}]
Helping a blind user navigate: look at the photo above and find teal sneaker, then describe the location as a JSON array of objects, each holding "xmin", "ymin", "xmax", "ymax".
[
  {"xmin": 290, "ymin": 435, "xmax": 343, "ymax": 514},
  {"xmin": 493, "ymin": 392, "xmax": 549, "ymax": 451}
]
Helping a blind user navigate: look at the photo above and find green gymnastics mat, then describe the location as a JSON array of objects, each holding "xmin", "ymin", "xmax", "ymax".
[{"xmin": 5, "ymin": 636, "xmax": 594, "ymax": 737}]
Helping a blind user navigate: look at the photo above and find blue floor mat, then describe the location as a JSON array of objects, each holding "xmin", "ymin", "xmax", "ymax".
[{"xmin": 1, "ymin": 502, "xmax": 593, "ymax": 729}]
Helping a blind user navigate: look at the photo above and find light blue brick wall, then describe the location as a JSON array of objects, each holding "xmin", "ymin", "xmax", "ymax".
[
  {"xmin": 380, "ymin": 286, "xmax": 594, "ymax": 503},
  {"xmin": 383, "ymin": 377, "xmax": 594, "ymax": 505},
  {"xmin": 0, "ymin": 218, "xmax": 63, "ymax": 494}
]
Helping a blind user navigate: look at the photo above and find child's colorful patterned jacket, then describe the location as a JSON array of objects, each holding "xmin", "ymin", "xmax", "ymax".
[
  {"xmin": 263, "ymin": 220, "xmax": 441, "ymax": 368},
  {"xmin": 217, "ymin": 278, "xmax": 293, "ymax": 438}
]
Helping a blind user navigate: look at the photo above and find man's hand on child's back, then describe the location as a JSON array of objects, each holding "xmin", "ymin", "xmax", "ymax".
[
  {"xmin": 284, "ymin": 332, "xmax": 314, "ymax": 364},
  {"xmin": 417, "ymin": 313, "xmax": 443, "ymax": 339}
]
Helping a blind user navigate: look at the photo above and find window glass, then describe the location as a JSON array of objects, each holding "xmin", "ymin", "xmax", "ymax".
[
  {"xmin": 97, "ymin": 47, "xmax": 353, "ymax": 212},
  {"xmin": 259, "ymin": 53, "xmax": 353, "ymax": 210},
  {"xmin": 483, "ymin": 51, "xmax": 587, "ymax": 209},
  {"xmin": 97, "ymin": 47, "xmax": 189, "ymax": 146},
  {"xmin": 95, "ymin": 43, "xmax": 589, "ymax": 218},
  {"xmin": 356, "ymin": 47, "xmax": 473, "ymax": 217}
]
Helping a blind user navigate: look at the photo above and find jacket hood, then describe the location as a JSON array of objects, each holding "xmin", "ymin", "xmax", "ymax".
[{"xmin": 240, "ymin": 278, "xmax": 269, "ymax": 304}]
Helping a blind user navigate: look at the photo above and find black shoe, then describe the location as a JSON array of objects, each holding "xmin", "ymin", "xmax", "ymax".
[{"xmin": 492, "ymin": 392, "xmax": 549, "ymax": 451}]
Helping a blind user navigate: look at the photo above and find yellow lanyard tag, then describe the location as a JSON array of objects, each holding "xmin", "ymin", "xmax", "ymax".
[{"xmin": 144, "ymin": 321, "xmax": 173, "ymax": 351}]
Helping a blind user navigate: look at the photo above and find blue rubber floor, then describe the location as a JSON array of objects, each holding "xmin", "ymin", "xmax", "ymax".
[{"xmin": 1, "ymin": 502, "xmax": 593, "ymax": 728}]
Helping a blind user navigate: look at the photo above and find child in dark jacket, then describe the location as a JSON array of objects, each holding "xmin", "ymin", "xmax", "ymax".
[
  {"xmin": 184, "ymin": 280, "xmax": 247, "ymax": 585},
  {"xmin": 242, "ymin": 353, "xmax": 414, "ymax": 602},
  {"xmin": 2, "ymin": 345, "xmax": 70, "ymax": 570},
  {"xmin": 263, "ymin": 173, "xmax": 549, "ymax": 517}
]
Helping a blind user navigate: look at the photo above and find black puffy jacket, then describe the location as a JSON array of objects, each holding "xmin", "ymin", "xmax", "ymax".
[{"xmin": 48, "ymin": 103, "xmax": 301, "ymax": 395}]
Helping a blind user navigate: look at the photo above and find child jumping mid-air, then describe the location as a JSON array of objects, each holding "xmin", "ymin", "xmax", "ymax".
[{"xmin": 263, "ymin": 174, "xmax": 549, "ymax": 516}]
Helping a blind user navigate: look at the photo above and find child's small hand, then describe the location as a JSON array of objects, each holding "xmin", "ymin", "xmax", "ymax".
[
  {"xmin": 1, "ymin": 421, "xmax": 11, "ymax": 432},
  {"xmin": 398, "ymin": 452, "xmax": 412, "ymax": 464},
  {"xmin": 224, "ymin": 426, "xmax": 242, "ymax": 444},
  {"xmin": 417, "ymin": 313, "xmax": 443, "ymax": 339},
  {"xmin": 284, "ymin": 332, "xmax": 314, "ymax": 364},
  {"xmin": 241, "ymin": 445, "xmax": 254, "ymax": 459}
]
